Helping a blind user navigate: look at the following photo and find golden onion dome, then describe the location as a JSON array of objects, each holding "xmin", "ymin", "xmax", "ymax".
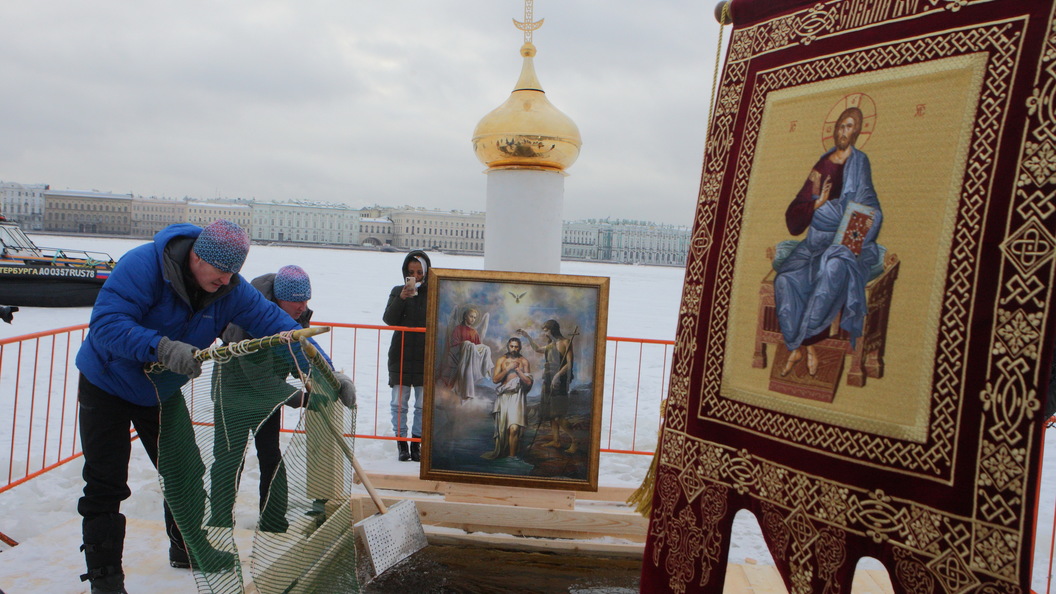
[{"xmin": 472, "ymin": 42, "xmax": 581, "ymax": 171}]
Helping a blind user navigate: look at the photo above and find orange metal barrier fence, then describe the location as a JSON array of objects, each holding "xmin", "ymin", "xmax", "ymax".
[
  {"xmin": 8, "ymin": 324, "xmax": 1054, "ymax": 592},
  {"xmin": 0, "ymin": 322, "xmax": 670, "ymax": 496}
]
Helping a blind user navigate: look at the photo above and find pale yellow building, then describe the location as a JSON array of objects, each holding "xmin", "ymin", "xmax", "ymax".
[{"xmin": 43, "ymin": 189, "xmax": 132, "ymax": 235}]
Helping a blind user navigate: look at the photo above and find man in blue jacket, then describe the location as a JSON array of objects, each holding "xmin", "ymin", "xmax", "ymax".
[{"xmin": 74, "ymin": 220, "xmax": 354, "ymax": 593}]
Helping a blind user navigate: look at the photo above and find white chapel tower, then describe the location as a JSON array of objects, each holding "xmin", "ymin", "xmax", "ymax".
[{"xmin": 473, "ymin": 0, "xmax": 581, "ymax": 273}]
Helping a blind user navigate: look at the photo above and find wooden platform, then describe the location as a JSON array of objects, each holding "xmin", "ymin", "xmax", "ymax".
[
  {"xmin": 351, "ymin": 473, "xmax": 895, "ymax": 592},
  {"xmin": 349, "ymin": 473, "xmax": 647, "ymax": 554},
  {"xmin": 0, "ymin": 474, "xmax": 896, "ymax": 592}
]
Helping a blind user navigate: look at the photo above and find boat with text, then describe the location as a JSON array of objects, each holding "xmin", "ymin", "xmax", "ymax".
[{"xmin": 0, "ymin": 217, "xmax": 116, "ymax": 307}]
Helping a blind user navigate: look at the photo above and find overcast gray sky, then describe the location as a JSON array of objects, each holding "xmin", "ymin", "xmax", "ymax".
[{"xmin": 0, "ymin": 1, "xmax": 723, "ymax": 226}]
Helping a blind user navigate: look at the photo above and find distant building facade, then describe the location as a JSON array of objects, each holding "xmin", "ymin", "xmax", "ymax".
[
  {"xmin": 131, "ymin": 197, "xmax": 188, "ymax": 238},
  {"xmin": 0, "ymin": 181, "xmax": 49, "ymax": 230},
  {"xmin": 252, "ymin": 201, "xmax": 359, "ymax": 245},
  {"xmin": 562, "ymin": 219, "xmax": 690, "ymax": 266},
  {"xmin": 44, "ymin": 190, "xmax": 133, "ymax": 235},
  {"xmin": 186, "ymin": 202, "xmax": 252, "ymax": 233},
  {"xmin": 386, "ymin": 208, "xmax": 486, "ymax": 253},
  {"xmin": 5, "ymin": 180, "xmax": 689, "ymax": 266},
  {"xmin": 358, "ymin": 217, "xmax": 394, "ymax": 247}
]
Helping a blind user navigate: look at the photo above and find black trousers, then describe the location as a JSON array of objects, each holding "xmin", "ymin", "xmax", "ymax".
[
  {"xmin": 208, "ymin": 406, "xmax": 288, "ymax": 529},
  {"xmin": 77, "ymin": 375, "xmax": 188, "ymax": 550}
]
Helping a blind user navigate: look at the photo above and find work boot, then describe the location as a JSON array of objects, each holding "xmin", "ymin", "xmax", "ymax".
[
  {"xmin": 397, "ymin": 440, "xmax": 411, "ymax": 462},
  {"xmin": 81, "ymin": 513, "xmax": 127, "ymax": 593},
  {"xmin": 83, "ymin": 570, "xmax": 128, "ymax": 594},
  {"xmin": 169, "ymin": 542, "xmax": 191, "ymax": 569},
  {"xmin": 170, "ymin": 538, "xmax": 238, "ymax": 573},
  {"xmin": 410, "ymin": 437, "xmax": 421, "ymax": 462}
]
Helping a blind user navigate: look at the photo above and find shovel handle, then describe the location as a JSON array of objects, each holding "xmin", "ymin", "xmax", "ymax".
[
  {"xmin": 324, "ymin": 420, "xmax": 389, "ymax": 515},
  {"xmin": 297, "ymin": 336, "xmax": 390, "ymax": 515}
]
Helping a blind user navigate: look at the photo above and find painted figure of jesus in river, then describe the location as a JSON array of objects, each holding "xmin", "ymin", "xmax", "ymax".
[
  {"xmin": 774, "ymin": 106, "xmax": 883, "ymax": 377},
  {"xmin": 482, "ymin": 337, "xmax": 533, "ymax": 460}
]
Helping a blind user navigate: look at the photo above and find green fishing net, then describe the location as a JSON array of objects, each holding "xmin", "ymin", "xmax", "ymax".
[{"xmin": 150, "ymin": 335, "xmax": 360, "ymax": 593}]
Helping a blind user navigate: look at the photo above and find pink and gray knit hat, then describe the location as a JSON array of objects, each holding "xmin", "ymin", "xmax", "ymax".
[
  {"xmin": 274, "ymin": 265, "xmax": 311, "ymax": 302},
  {"xmin": 193, "ymin": 219, "xmax": 250, "ymax": 273}
]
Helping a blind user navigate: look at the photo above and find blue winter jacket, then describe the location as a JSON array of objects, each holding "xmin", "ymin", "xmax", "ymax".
[{"xmin": 76, "ymin": 224, "xmax": 320, "ymax": 406}]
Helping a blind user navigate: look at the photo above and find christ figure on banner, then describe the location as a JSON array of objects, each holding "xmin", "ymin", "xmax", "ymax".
[{"xmin": 774, "ymin": 106, "xmax": 883, "ymax": 378}]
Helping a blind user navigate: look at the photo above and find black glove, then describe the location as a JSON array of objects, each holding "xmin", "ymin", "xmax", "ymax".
[
  {"xmin": 334, "ymin": 372, "xmax": 356, "ymax": 409},
  {"xmin": 156, "ymin": 337, "xmax": 202, "ymax": 378},
  {"xmin": 0, "ymin": 306, "xmax": 17, "ymax": 324},
  {"xmin": 284, "ymin": 388, "xmax": 308, "ymax": 408}
]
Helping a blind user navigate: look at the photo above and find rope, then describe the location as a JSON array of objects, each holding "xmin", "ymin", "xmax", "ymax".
[
  {"xmin": 707, "ymin": 2, "xmax": 730, "ymax": 128},
  {"xmin": 144, "ymin": 326, "xmax": 330, "ymax": 375}
]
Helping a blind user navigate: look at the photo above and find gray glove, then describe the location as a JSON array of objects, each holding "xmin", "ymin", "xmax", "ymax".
[
  {"xmin": 156, "ymin": 337, "xmax": 202, "ymax": 378},
  {"xmin": 334, "ymin": 372, "xmax": 356, "ymax": 409}
]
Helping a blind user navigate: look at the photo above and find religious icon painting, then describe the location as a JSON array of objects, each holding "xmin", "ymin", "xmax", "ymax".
[
  {"xmin": 643, "ymin": 0, "xmax": 1056, "ymax": 592},
  {"xmin": 727, "ymin": 58, "xmax": 986, "ymax": 425},
  {"xmin": 420, "ymin": 268, "xmax": 609, "ymax": 491}
]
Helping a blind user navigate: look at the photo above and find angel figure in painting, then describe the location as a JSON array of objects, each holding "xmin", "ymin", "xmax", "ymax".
[
  {"xmin": 774, "ymin": 105, "xmax": 883, "ymax": 377},
  {"xmin": 440, "ymin": 305, "xmax": 494, "ymax": 401}
]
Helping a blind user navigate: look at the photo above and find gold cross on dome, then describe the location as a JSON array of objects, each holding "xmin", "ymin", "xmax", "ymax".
[{"xmin": 513, "ymin": 0, "xmax": 544, "ymax": 44}]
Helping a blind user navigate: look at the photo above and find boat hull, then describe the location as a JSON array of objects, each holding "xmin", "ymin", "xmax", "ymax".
[{"xmin": 0, "ymin": 268, "xmax": 107, "ymax": 307}]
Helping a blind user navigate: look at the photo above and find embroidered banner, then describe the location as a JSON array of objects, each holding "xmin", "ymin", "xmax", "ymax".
[{"xmin": 643, "ymin": 0, "xmax": 1056, "ymax": 592}]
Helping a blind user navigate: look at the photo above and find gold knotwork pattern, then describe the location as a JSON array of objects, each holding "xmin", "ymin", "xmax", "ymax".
[
  {"xmin": 993, "ymin": 309, "xmax": 1045, "ymax": 359},
  {"xmin": 927, "ymin": 548, "xmax": 980, "ymax": 592},
  {"xmin": 724, "ymin": 0, "xmax": 987, "ymax": 62},
  {"xmin": 667, "ymin": 434, "xmax": 998, "ymax": 586},
  {"xmin": 696, "ymin": 484, "xmax": 730, "ymax": 590},
  {"xmin": 794, "ymin": 3, "xmax": 838, "ymax": 45},
  {"xmin": 815, "ymin": 527, "xmax": 847, "ymax": 594},
  {"xmin": 969, "ymin": 31, "xmax": 1056, "ymax": 589},
  {"xmin": 1000, "ymin": 219, "xmax": 1056, "ymax": 280},
  {"xmin": 666, "ymin": 505, "xmax": 706, "ymax": 594},
  {"xmin": 696, "ymin": 22, "xmax": 1021, "ymax": 476},
  {"xmin": 649, "ymin": 468, "xmax": 683, "ymax": 567},
  {"xmin": 893, "ymin": 547, "xmax": 936, "ymax": 593},
  {"xmin": 979, "ymin": 357, "xmax": 1036, "ymax": 450}
]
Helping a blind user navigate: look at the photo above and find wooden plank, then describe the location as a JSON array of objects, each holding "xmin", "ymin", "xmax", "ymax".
[
  {"xmin": 345, "ymin": 495, "xmax": 647, "ymax": 542},
  {"xmin": 586, "ymin": 485, "xmax": 640, "ymax": 503},
  {"xmin": 353, "ymin": 473, "xmax": 639, "ymax": 505},
  {"xmin": 413, "ymin": 498, "xmax": 648, "ymax": 539},
  {"xmin": 851, "ymin": 568, "xmax": 894, "ymax": 594},
  {"xmin": 442, "ymin": 482, "xmax": 576, "ymax": 510},
  {"xmin": 721, "ymin": 564, "xmax": 755, "ymax": 594},
  {"xmin": 742, "ymin": 561, "xmax": 789, "ymax": 593},
  {"xmin": 422, "ymin": 528, "xmax": 645, "ymax": 558},
  {"xmin": 353, "ymin": 473, "xmax": 447, "ymax": 494}
]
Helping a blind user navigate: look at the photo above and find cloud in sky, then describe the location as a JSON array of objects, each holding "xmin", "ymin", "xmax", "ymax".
[{"xmin": 0, "ymin": 1, "xmax": 724, "ymax": 225}]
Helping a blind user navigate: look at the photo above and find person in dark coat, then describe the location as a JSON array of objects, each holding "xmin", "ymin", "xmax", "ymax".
[
  {"xmin": 382, "ymin": 250, "xmax": 431, "ymax": 461},
  {"xmin": 74, "ymin": 221, "xmax": 353, "ymax": 593}
]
